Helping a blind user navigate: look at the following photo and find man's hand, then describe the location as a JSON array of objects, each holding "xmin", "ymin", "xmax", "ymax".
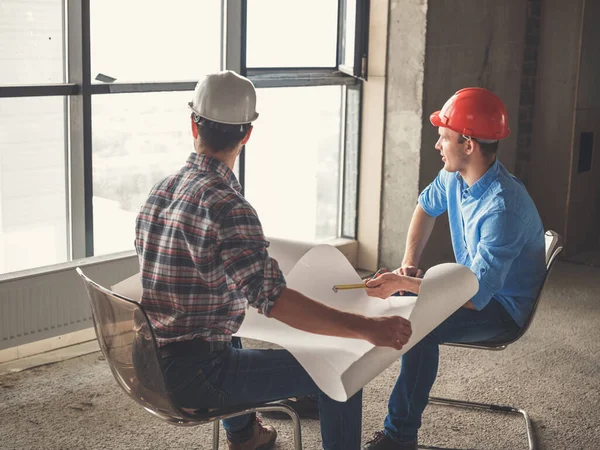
[
  {"xmin": 393, "ymin": 264, "xmax": 424, "ymax": 294},
  {"xmin": 462, "ymin": 300, "xmax": 477, "ymax": 310},
  {"xmin": 365, "ymin": 272, "xmax": 421, "ymax": 299},
  {"xmin": 394, "ymin": 264, "xmax": 424, "ymax": 278},
  {"xmin": 358, "ymin": 315, "xmax": 412, "ymax": 350}
]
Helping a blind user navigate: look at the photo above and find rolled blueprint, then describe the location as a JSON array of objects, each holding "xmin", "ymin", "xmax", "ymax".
[
  {"xmin": 237, "ymin": 244, "xmax": 478, "ymax": 401},
  {"xmin": 112, "ymin": 243, "xmax": 478, "ymax": 402}
]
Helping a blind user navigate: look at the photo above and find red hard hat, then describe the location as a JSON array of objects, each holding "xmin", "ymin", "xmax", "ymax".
[{"xmin": 430, "ymin": 87, "xmax": 510, "ymax": 140}]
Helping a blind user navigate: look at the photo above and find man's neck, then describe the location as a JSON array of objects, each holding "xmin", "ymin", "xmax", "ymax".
[
  {"xmin": 195, "ymin": 146, "xmax": 239, "ymax": 171},
  {"xmin": 459, "ymin": 157, "xmax": 496, "ymax": 187}
]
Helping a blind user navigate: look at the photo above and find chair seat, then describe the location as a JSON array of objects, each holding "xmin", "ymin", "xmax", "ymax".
[{"xmin": 443, "ymin": 326, "xmax": 522, "ymax": 349}]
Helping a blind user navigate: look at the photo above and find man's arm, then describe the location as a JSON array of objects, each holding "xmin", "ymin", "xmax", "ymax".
[
  {"xmin": 365, "ymin": 272, "xmax": 422, "ymax": 299},
  {"xmin": 468, "ymin": 211, "xmax": 527, "ymax": 310},
  {"xmin": 219, "ymin": 203, "xmax": 412, "ymax": 350},
  {"xmin": 269, "ymin": 287, "xmax": 412, "ymax": 350},
  {"xmin": 398, "ymin": 169, "xmax": 449, "ymax": 276},
  {"xmin": 400, "ymin": 204, "xmax": 437, "ymax": 273}
]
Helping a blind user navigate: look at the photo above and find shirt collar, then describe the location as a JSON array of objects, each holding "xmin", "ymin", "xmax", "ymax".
[
  {"xmin": 455, "ymin": 159, "xmax": 500, "ymax": 200},
  {"xmin": 185, "ymin": 152, "xmax": 241, "ymax": 192}
]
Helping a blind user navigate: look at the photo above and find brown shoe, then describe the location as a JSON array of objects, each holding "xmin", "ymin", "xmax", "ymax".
[{"xmin": 227, "ymin": 418, "xmax": 277, "ymax": 450}]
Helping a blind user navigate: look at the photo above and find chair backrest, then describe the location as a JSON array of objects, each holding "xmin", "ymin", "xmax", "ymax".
[
  {"xmin": 76, "ymin": 268, "xmax": 194, "ymax": 423},
  {"xmin": 474, "ymin": 230, "xmax": 563, "ymax": 349},
  {"xmin": 514, "ymin": 230, "xmax": 563, "ymax": 339}
]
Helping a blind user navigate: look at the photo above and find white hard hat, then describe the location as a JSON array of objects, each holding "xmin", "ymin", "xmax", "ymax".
[{"xmin": 188, "ymin": 70, "xmax": 259, "ymax": 125}]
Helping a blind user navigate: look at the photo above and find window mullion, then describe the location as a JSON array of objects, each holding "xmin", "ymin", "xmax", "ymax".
[
  {"xmin": 225, "ymin": 0, "xmax": 244, "ymax": 74},
  {"xmin": 67, "ymin": 0, "xmax": 93, "ymax": 259},
  {"xmin": 225, "ymin": 0, "xmax": 246, "ymax": 194}
]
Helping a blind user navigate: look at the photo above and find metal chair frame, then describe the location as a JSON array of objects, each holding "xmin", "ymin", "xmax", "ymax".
[
  {"xmin": 76, "ymin": 268, "xmax": 302, "ymax": 450},
  {"xmin": 426, "ymin": 230, "xmax": 564, "ymax": 450}
]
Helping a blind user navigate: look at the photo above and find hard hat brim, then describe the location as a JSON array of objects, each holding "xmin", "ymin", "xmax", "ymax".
[{"xmin": 430, "ymin": 111, "xmax": 443, "ymax": 127}]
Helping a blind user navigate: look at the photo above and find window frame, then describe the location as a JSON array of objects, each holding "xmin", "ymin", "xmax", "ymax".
[
  {"xmin": 0, "ymin": 0, "xmax": 365, "ymax": 273},
  {"xmin": 337, "ymin": 0, "xmax": 370, "ymax": 80}
]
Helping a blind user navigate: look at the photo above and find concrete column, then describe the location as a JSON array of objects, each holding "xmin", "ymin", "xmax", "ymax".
[{"xmin": 379, "ymin": 0, "xmax": 428, "ymax": 270}]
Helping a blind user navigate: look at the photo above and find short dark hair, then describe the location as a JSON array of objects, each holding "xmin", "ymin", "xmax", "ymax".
[
  {"xmin": 457, "ymin": 134, "xmax": 499, "ymax": 157},
  {"xmin": 192, "ymin": 113, "xmax": 250, "ymax": 152}
]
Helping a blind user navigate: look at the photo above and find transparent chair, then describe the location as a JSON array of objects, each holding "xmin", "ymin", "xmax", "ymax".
[
  {"xmin": 427, "ymin": 230, "xmax": 564, "ymax": 450},
  {"xmin": 76, "ymin": 268, "xmax": 302, "ymax": 450}
]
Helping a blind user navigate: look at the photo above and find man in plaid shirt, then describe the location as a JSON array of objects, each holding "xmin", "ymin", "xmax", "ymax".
[{"xmin": 135, "ymin": 71, "xmax": 413, "ymax": 450}]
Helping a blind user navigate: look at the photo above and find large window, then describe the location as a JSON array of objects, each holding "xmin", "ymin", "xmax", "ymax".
[
  {"xmin": 0, "ymin": 0, "xmax": 65, "ymax": 84},
  {"xmin": 0, "ymin": 0, "xmax": 367, "ymax": 275},
  {"xmin": 245, "ymin": 86, "xmax": 343, "ymax": 241},
  {"xmin": 92, "ymin": 92, "xmax": 193, "ymax": 255},
  {"xmin": 246, "ymin": 0, "xmax": 338, "ymax": 68},
  {"xmin": 90, "ymin": 0, "xmax": 221, "ymax": 83},
  {"xmin": 0, "ymin": 97, "xmax": 69, "ymax": 273}
]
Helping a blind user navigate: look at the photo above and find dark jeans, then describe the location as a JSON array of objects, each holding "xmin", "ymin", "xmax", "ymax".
[
  {"xmin": 160, "ymin": 338, "xmax": 362, "ymax": 450},
  {"xmin": 384, "ymin": 299, "xmax": 520, "ymax": 443}
]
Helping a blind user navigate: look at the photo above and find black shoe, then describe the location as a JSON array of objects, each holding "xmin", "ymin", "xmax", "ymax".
[
  {"xmin": 362, "ymin": 431, "xmax": 417, "ymax": 450},
  {"xmin": 262, "ymin": 395, "xmax": 319, "ymax": 420}
]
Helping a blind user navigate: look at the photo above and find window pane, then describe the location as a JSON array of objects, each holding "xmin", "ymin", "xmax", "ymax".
[
  {"xmin": 92, "ymin": 92, "xmax": 195, "ymax": 256},
  {"xmin": 245, "ymin": 86, "xmax": 343, "ymax": 242},
  {"xmin": 90, "ymin": 1, "xmax": 221, "ymax": 83},
  {"xmin": 342, "ymin": 0, "xmax": 356, "ymax": 68},
  {"xmin": 0, "ymin": 0, "xmax": 65, "ymax": 84},
  {"xmin": 246, "ymin": 0, "xmax": 338, "ymax": 68},
  {"xmin": 0, "ymin": 97, "xmax": 68, "ymax": 274}
]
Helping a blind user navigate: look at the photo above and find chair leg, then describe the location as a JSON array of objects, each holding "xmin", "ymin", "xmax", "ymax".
[
  {"xmin": 280, "ymin": 406, "xmax": 303, "ymax": 450},
  {"xmin": 212, "ymin": 420, "xmax": 220, "ymax": 450},
  {"xmin": 428, "ymin": 396, "xmax": 535, "ymax": 450},
  {"xmin": 288, "ymin": 408, "xmax": 303, "ymax": 450}
]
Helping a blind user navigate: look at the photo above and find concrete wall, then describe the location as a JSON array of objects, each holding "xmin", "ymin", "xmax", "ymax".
[
  {"xmin": 380, "ymin": 0, "xmax": 528, "ymax": 269},
  {"xmin": 528, "ymin": 0, "xmax": 584, "ymax": 252},
  {"xmin": 514, "ymin": 0, "xmax": 542, "ymax": 185},
  {"xmin": 565, "ymin": 0, "xmax": 600, "ymax": 253}
]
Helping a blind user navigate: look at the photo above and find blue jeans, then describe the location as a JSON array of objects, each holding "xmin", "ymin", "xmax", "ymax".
[
  {"xmin": 384, "ymin": 299, "xmax": 520, "ymax": 444},
  {"xmin": 161, "ymin": 338, "xmax": 362, "ymax": 450}
]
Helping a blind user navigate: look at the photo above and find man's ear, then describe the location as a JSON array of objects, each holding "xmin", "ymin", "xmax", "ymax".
[
  {"xmin": 464, "ymin": 138, "xmax": 475, "ymax": 155},
  {"xmin": 191, "ymin": 117, "xmax": 199, "ymax": 139},
  {"xmin": 241, "ymin": 125, "xmax": 253, "ymax": 145}
]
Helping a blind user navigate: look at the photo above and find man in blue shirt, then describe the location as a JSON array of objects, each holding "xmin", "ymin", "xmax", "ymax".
[{"xmin": 362, "ymin": 88, "xmax": 546, "ymax": 450}]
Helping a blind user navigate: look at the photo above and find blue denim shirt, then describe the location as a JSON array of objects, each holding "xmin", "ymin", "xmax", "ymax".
[{"xmin": 418, "ymin": 159, "xmax": 546, "ymax": 327}]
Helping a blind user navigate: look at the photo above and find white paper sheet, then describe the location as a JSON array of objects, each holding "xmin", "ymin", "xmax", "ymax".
[{"xmin": 112, "ymin": 244, "xmax": 478, "ymax": 402}]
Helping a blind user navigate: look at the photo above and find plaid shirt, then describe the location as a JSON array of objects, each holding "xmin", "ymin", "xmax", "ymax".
[{"xmin": 135, "ymin": 152, "xmax": 286, "ymax": 346}]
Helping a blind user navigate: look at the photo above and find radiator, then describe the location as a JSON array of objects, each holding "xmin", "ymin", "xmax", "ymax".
[{"xmin": 0, "ymin": 253, "xmax": 139, "ymax": 351}]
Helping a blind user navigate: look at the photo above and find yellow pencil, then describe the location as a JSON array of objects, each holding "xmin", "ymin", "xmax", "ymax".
[{"xmin": 332, "ymin": 283, "xmax": 366, "ymax": 293}]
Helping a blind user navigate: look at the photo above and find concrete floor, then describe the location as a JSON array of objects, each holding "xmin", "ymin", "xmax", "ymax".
[
  {"xmin": 1, "ymin": 260, "xmax": 599, "ymax": 450},
  {"xmin": 563, "ymin": 250, "xmax": 600, "ymax": 268}
]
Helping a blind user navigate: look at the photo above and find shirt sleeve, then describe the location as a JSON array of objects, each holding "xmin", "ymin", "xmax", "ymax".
[
  {"xmin": 418, "ymin": 170, "xmax": 449, "ymax": 217},
  {"xmin": 218, "ymin": 203, "xmax": 286, "ymax": 317},
  {"xmin": 469, "ymin": 210, "xmax": 527, "ymax": 310}
]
